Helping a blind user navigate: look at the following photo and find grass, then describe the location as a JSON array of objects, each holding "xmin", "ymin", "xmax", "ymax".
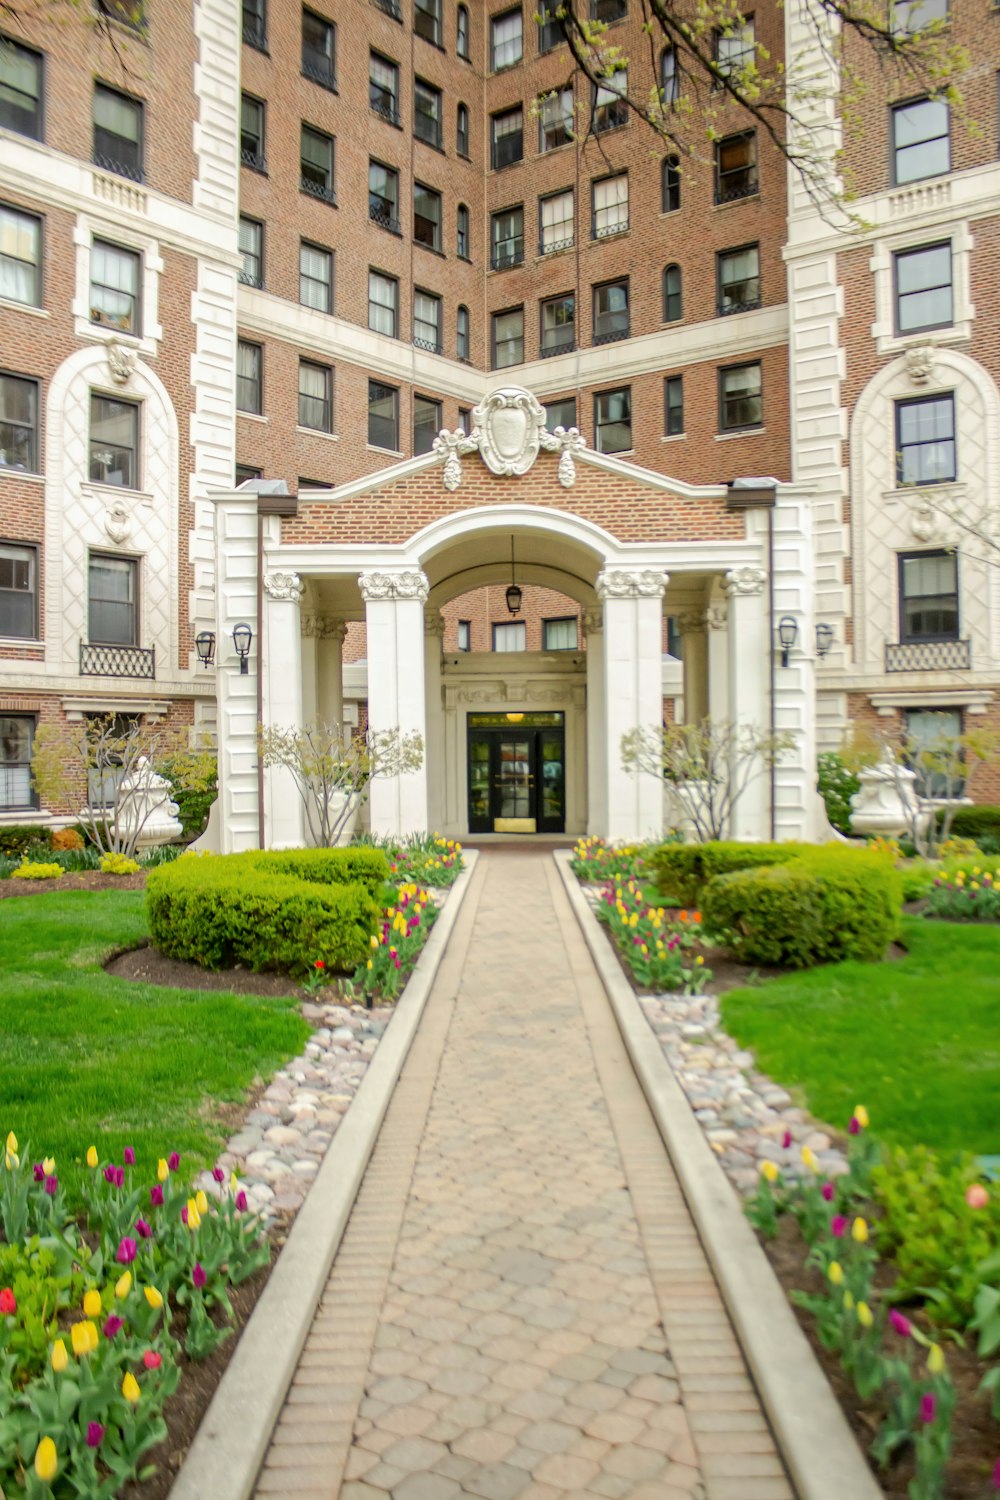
[
  {"xmin": 721, "ymin": 916, "xmax": 1000, "ymax": 1154},
  {"xmin": 0, "ymin": 890, "xmax": 310, "ymax": 1201}
]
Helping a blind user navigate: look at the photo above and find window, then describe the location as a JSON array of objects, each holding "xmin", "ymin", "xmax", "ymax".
[
  {"xmin": 299, "ymin": 359, "xmax": 332, "ymax": 431},
  {"xmin": 301, "ymin": 125, "xmax": 335, "ymax": 203},
  {"xmin": 906, "ymin": 707, "xmax": 963, "ymax": 796},
  {"xmin": 413, "ymin": 289, "xmax": 442, "ymax": 351},
  {"xmin": 892, "ymin": 98, "xmax": 949, "ymax": 184},
  {"xmin": 594, "ymin": 388, "xmax": 631, "ymax": 453},
  {"xmin": 93, "ymin": 84, "xmax": 143, "ymax": 182},
  {"xmin": 715, "ymin": 131, "xmax": 757, "ymax": 202},
  {"xmin": 593, "ymin": 279, "xmax": 629, "ymax": 343},
  {"xmin": 664, "ymin": 375, "xmax": 684, "ymax": 436},
  {"xmin": 662, "ymin": 155, "xmax": 680, "ymax": 212},
  {"xmin": 457, "ymin": 102, "xmax": 469, "ymax": 156},
  {"xmin": 592, "ymin": 0, "xmax": 626, "ymax": 19},
  {"xmin": 240, "ymin": 95, "xmax": 266, "ymax": 172},
  {"xmin": 414, "ymin": 183, "xmax": 442, "ymax": 250},
  {"xmin": 540, "ymin": 188, "xmax": 574, "ymax": 253},
  {"xmin": 493, "ymin": 620, "xmax": 526, "ymax": 651},
  {"xmin": 89, "ymin": 394, "xmax": 138, "ymax": 487},
  {"xmin": 368, "ymin": 381, "xmax": 399, "ymax": 449},
  {"xmin": 89, "ymin": 240, "xmax": 140, "ymax": 334},
  {"xmin": 242, "ymin": 0, "xmax": 267, "ymax": 49},
  {"xmin": 544, "ymin": 617, "xmax": 577, "ymax": 650},
  {"xmin": 89, "ymin": 554, "xmax": 136, "ymax": 644},
  {"xmin": 457, "ymin": 304, "xmax": 470, "ymax": 359},
  {"xmin": 414, "ymin": 0, "xmax": 442, "ymax": 45},
  {"xmin": 719, "ymin": 361, "xmax": 762, "ymax": 431},
  {"xmin": 369, "ymin": 53, "xmax": 400, "ymax": 125},
  {"xmin": 898, "ymin": 550, "xmax": 958, "ymax": 641},
  {"xmin": 368, "ymin": 270, "xmax": 398, "ymax": 336},
  {"xmin": 661, "ymin": 47, "xmax": 679, "ymax": 104},
  {"xmin": 662, "ymin": 263, "xmax": 682, "ymax": 322},
  {"xmin": 544, "ymin": 396, "xmax": 576, "ymax": 431},
  {"xmin": 457, "ymin": 203, "xmax": 470, "ymax": 258},
  {"xmin": 540, "ymin": 293, "xmax": 574, "ymax": 357},
  {"xmin": 415, "ymin": 78, "xmax": 443, "ymax": 148},
  {"xmin": 593, "ymin": 70, "xmax": 627, "ymax": 132},
  {"xmin": 896, "ymin": 393, "xmax": 956, "ymax": 484},
  {"xmin": 0, "ymin": 205, "xmax": 41, "ymax": 306},
  {"xmin": 238, "ymin": 218, "xmax": 264, "ymax": 290},
  {"xmin": 298, "ymin": 477, "xmax": 329, "ymax": 491},
  {"xmin": 0, "ymin": 373, "xmax": 38, "ymax": 471},
  {"xmin": 457, "ymin": 620, "xmax": 471, "ymax": 651},
  {"xmin": 717, "ymin": 244, "xmax": 760, "ymax": 314},
  {"xmin": 414, "ymin": 394, "xmax": 442, "ymax": 454},
  {"xmin": 0, "ymin": 37, "xmax": 42, "ymax": 139},
  {"xmin": 491, "ymin": 106, "xmax": 523, "ymax": 169},
  {"xmin": 369, "ymin": 161, "xmax": 401, "ymax": 233},
  {"xmin": 0, "ymin": 716, "xmax": 35, "ymax": 810},
  {"xmin": 892, "ymin": 0, "xmax": 948, "ymax": 35},
  {"xmin": 235, "ymin": 464, "xmax": 261, "ymax": 484},
  {"xmin": 491, "ymin": 206, "xmax": 523, "ymax": 269},
  {"xmin": 0, "ymin": 543, "xmax": 36, "ymax": 638},
  {"xmin": 300, "ymin": 241, "xmax": 333, "ymax": 311},
  {"xmin": 491, "ymin": 306, "xmax": 523, "ymax": 369},
  {"xmin": 538, "ymin": 0, "xmax": 562, "ymax": 51},
  {"xmin": 302, "ymin": 8, "xmax": 336, "ymax": 88},
  {"xmin": 714, "ymin": 15, "xmax": 754, "ymax": 78},
  {"xmin": 236, "ymin": 340, "xmax": 262, "ymax": 415},
  {"xmin": 457, "ymin": 407, "xmax": 471, "ymax": 433},
  {"xmin": 539, "ymin": 88, "xmax": 573, "ymax": 151},
  {"xmin": 894, "ymin": 242, "xmax": 952, "ymax": 333},
  {"xmin": 592, "ymin": 173, "xmax": 628, "ymax": 238},
  {"xmin": 491, "ymin": 8, "xmax": 522, "ymax": 69},
  {"xmin": 457, "ymin": 4, "xmax": 470, "ymax": 57}
]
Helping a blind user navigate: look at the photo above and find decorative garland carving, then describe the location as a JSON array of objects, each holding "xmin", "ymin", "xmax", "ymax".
[{"xmin": 724, "ymin": 565, "xmax": 767, "ymax": 598}]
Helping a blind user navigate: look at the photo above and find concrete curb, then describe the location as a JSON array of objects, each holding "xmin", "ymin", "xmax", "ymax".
[
  {"xmin": 554, "ymin": 850, "xmax": 882, "ymax": 1500},
  {"xmin": 170, "ymin": 851, "xmax": 480, "ymax": 1500}
]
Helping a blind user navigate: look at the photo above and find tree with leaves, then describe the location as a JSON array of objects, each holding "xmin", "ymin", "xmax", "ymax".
[
  {"xmin": 844, "ymin": 723, "xmax": 998, "ymax": 856},
  {"xmin": 259, "ymin": 724, "xmax": 424, "ymax": 848}
]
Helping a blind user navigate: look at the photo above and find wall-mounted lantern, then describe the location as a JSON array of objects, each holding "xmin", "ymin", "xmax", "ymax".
[
  {"xmin": 777, "ymin": 615, "xmax": 799, "ymax": 668},
  {"xmin": 815, "ymin": 622, "xmax": 835, "ymax": 659},
  {"xmin": 232, "ymin": 622, "xmax": 253, "ymax": 675},
  {"xmin": 194, "ymin": 631, "xmax": 216, "ymax": 669}
]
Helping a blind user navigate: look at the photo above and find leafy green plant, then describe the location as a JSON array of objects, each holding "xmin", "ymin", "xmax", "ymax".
[
  {"xmin": 98, "ymin": 854, "xmax": 141, "ymax": 877},
  {"xmin": 11, "ymin": 861, "xmax": 63, "ymax": 882},
  {"xmin": 817, "ymin": 752, "xmax": 860, "ymax": 836}
]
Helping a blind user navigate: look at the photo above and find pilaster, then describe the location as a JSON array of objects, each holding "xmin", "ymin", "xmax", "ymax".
[
  {"xmin": 424, "ymin": 611, "xmax": 446, "ymax": 835},
  {"xmin": 724, "ymin": 566, "xmax": 769, "ymax": 840},
  {"xmin": 597, "ymin": 569, "xmax": 668, "ymax": 842},
  {"xmin": 583, "ymin": 608, "xmax": 606, "ymax": 837},
  {"xmin": 361, "ymin": 571, "xmax": 430, "ymax": 836},
  {"xmin": 212, "ymin": 490, "xmax": 260, "ymax": 852},
  {"xmin": 262, "ymin": 571, "xmax": 306, "ymax": 849}
]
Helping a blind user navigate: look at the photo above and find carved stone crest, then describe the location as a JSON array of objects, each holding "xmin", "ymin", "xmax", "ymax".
[
  {"xmin": 472, "ymin": 388, "xmax": 549, "ymax": 477},
  {"xmin": 358, "ymin": 571, "xmax": 430, "ymax": 603},
  {"xmin": 103, "ymin": 499, "xmax": 130, "ymax": 544},
  {"xmin": 724, "ymin": 565, "xmax": 767, "ymax": 598},
  {"xmin": 910, "ymin": 502, "xmax": 939, "ymax": 542},
  {"xmin": 263, "ymin": 571, "xmax": 304, "ymax": 602},
  {"xmin": 106, "ymin": 340, "xmax": 138, "ymax": 386},
  {"xmin": 905, "ymin": 345, "xmax": 936, "ymax": 386},
  {"xmin": 595, "ymin": 570, "xmax": 669, "ymax": 600}
]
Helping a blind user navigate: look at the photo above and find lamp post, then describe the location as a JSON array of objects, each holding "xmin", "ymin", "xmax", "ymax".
[{"xmin": 232, "ymin": 622, "xmax": 253, "ymax": 674}]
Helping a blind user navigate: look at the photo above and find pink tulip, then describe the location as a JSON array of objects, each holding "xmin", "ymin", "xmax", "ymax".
[
  {"xmin": 116, "ymin": 1237, "xmax": 137, "ymax": 1264},
  {"xmin": 212, "ymin": 1167, "xmax": 225, "ymax": 1184},
  {"xmin": 890, "ymin": 1310, "xmax": 912, "ymax": 1338},
  {"xmin": 821, "ymin": 1182, "xmax": 834, "ymax": 1202},
  {"xmin": 168, "ymin": 1152, "xmax": 180, "ymax": 1172},
  {"xmin": 86, "ymin": 1423, "xmax": 105, "ymax": 1449},
  {"xmin": 135, "ymin": 1219, "xmax": 152, "ymax": 1239},
  {"xmin": 143, "ymin": 1350, "xmax": 162, "ymax": 1370},
  {"xmin": 848, "ymin": 1116, "xmax": 860, "ymax": 1136},
  {"xmin": 966, "ymin": 1184, "xmax": 989, "ymax": 1210},
  {"xmin": 782, "ymin": 1130, "xmax": 792, "ymax": 1150},
  {"xmin": 831, "ymin": 1215, "xmax": 848, "ymax": 1238},
  {"xmin": 103, "ymin": 1315, "xmax": 124, "ymax": 1338},
  {"xmin": 44, "ymin": 1175, "xmax": 58, "ymax": 1196},
  {"xmin": 192, "ymin": 1262, "xmax": 207, "ymax": 1289},
  {"xmin": 235, "ymin": 1190, "xmax": 248, "ymax": 1212},
  {"xmin": 150, "ymin": 1184, "xmax": 164, "ymax": 1207},
  {"xmin": 920, "ymin": 1393, "xmax": 936, "ymax": 1424}
]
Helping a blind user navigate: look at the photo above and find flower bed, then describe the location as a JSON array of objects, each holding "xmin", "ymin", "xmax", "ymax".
[
  {"xmin": 594, "ymin": 875, "xmax": 712, "ymax": 993},
  {"xmin": 569, "ymin": 836, "xmax": 651, "ymax": 884},
  {"xmin": 927, "ymin": 865, "xmax": 1000, "ymax": 921}
]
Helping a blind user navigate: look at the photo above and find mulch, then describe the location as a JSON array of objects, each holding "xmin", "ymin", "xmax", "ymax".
[
  {"xmin": 0, "ymin": 871, "xmax": 147, "ymax": 899},
  {"xmin": 105, "ymin": 943, "xmax": 309, "ymax": 999}
]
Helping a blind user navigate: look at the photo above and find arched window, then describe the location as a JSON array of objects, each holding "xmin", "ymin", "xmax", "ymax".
[
  {"xmin": 457, "ymin": 203, "xmax": 470, "ymax": 259},
  {"xmin": 663, "ymin": 263, "xmax": 682, "ymax": 322},
  {"xmin": 457, "ymin": 304, "xmax": 470, "ymax": 360},
  {"xmin": 662, "ymin": 154, "xmax": 680, "ymax": 213},
  {"xmin": 457, "ymin": 3, "xmax": 470, "ymax": 58},
  {"xmin": 457, "ymin": 102, "xmax": 470, "ymax": 157}
]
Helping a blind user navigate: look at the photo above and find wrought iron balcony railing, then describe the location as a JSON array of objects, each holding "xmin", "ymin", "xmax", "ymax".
[
  {"xmin": 80, "ymin": 643, "xmax": 156, "ymax": 680},
  {"xmin": 369, "ymin": 202, "xmax": 401, "ymax": 234},
  {"xmin": 884, "ymin": 638, "xmax": 971, "ymax": 672},
  {"xmin": 92, "ymin": 151, "xmax": 143, "ymax": 184},
  {"xmin": 371, "ymin": 0, "xmax": 402, "ymax": 17},
  {"xmin": 301, "ymin": 176, "xmax": 336, "ymax": 206},
  {"xmin": 714, "ymin": 175, "xmax": 759, "ymax": 205},
  {"xmin": 240, "ymin": 147, "xmax": 267, "ymax": 174},
  {"xmin": 490, "ymin": 242, "xmax": 524, "ymax": 270},
  {"xmin": 370, "ymin": 98, "xmax": 402, "ymax": 127},
  {"xmin": 242, "ymin": 19, "xmax": 268, "ymax": 50},
  {"xmin": 539, "ymin": 234, "xmax": 574, "ymax": 256}
]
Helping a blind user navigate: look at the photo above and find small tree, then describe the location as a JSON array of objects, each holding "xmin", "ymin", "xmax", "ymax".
[
  {"xmin": 258, "ymin": 724, "xmax": 424, "ymax": 847},
  {"xmin": 621, "ymin": 718, "xmax": 794, "ymax": 842},
  {"xmin": 845, "ymin": 726, "xmax": 997, "ymax": 858}
]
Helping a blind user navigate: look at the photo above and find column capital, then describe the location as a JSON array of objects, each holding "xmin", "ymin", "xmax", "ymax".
[
  {"xmin": 724, "ymin": 565, "xmax": 767, "ymax": 598},
  {"xmin": 706, "ymin": 602, "xmax": 729, "ymax": 630},
  {"xmin": 359, "ymin": 569, "xmax": 430, "ymax": 603},
  {"xmin": 424, "ymin": 611, "xmax": 447, "ymax": 638},
  {"xmin": 301, "ymin": 614, "xmax": 348, "ymax": 640},
  {"xmin": 582, "ymin": 607, "xmax": 603, "ymax": 636},
  {"xmin": 595, "ymin": 568, "xmax": 668, "ymax": 600},
  {"xmin": 263, "ymin": 571, "xmax": 304, "ymax": 602},
  {"xmin": 675, "ymin": 610, "xmax": 707, "ymax": 635}
]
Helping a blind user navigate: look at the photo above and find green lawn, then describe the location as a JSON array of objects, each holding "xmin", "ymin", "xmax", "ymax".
[
  {"xmin": 0, "ymin": 890, "xmax": 310, "ymax": 1200},
  {"xmin": 721, "ymin": 917, "xmax": 1000, "ymax": 1154}
]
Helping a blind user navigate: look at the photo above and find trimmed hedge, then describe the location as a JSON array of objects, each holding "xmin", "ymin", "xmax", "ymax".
[
  {"xmin": 950, "ymin": 805, "xmax": 1000, "ymax": 841},
  {"xmin": 650, "ymin": 841, "xmax": 809, "ymax": 906},
  {"xmin": 146, "ymin": 847, "xmax": 387, "ymax": 977}
]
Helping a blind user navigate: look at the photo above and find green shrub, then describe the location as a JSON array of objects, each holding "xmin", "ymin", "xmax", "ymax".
[
  {"xmin": 0, "ymin": 825, "xmax": 51, "ymax": 857},
  {"xmin": 146, "ymin": 849, "xmax": 384, "ymax": 976},
  {"xmin": 99, "ymin": 851, "xmax": 141, "ymax": 875},
  {"xmin": 950, "ymin": 804, "xmax": 1000, "ymax": 842},
  {"xmin": 649, "ymin": 841, "xmax": 806, "ymax": 906},
  {"xmin": 817, "ymin": 751, "xmax": 860, "ymax": 836},
  {"xmin": 701, "ymin": 847, "xmax": 901, "ymax": 968},
  {"xmin": 10, "ymin": 860, "xmax": 63, "ymax": 881}
]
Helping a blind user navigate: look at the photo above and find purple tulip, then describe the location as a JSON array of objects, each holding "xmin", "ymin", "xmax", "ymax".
[
  {"xmin": 86, "ymin": 1422, "xmax": 105, "ymax": 1449},
  {"xmin": 920, "ymin": 1393, "xmax": 936, "ymax": 1424},
  {"xmin": 32, "ymin": 1163, "xmax": 44, "ymax": 1183},
  {"xmin": 831, "ymin": 1215, "xmax": 848, "ymax": 1238},
  {"xmin": 113, "ymin": 1166, "xmax": 124, "ymax": 1188},
  {"xmin": 168, "ymin": 1152, "xmax": 180, "ymax": 1172},
  {"xmin": 116, "ymin": 1237, "xmax": 137, "ymax": 1265},
  {"xmin": 103, "ymin": 1315, "xmax": 124, "ymax": 1338},
  {"xmin": 103, "ymin": 1165, "xmax": 116, "ymax": 1184},
  {"xmin": 848, "ymin": 1116, "xmax": 860, "ymax": 1136},
  {"xmin": 235, "ymin": 1190, "xmax": 248, "ymax": 1212},
  {"xmin": 180, "ymin": 1206, "xmax": 188, "ymax": 1225},
  {"xmin": 890, "ymin": 1310, "xmax": 912, "ymax": 1338},
  {"xmin": 44, "ymin": 1175, "xmax": 58, "ymax": 1196},
  {"xmin": 124, "ymin": 1147, "xmax": 135, "ymax": 1166},
  {"xmin": 821, "ymin": 1182, "xmax": 834, "ymax": 1202},
  {"xmin": 993, "ymin": 1458, "xmax": 1000, "ymax": 1490},
  {"xmin": 150, "ymin": 1184, "xmax": 164, "ymax": 1207},
  {"xmin": 782, "ymin": 1130, "xmax": 792, "ymax": 1150},
  {"xmin": 135, "ymin": 1218, "xmax": 152, "ymax": 1239},
  {"xmin": 192, "ymin": 1262, "xmax": 207, "ymax": 1289},
  {"xmin": 212, "ymin": 1167, "xmax": 225, "ymax": 1184}
]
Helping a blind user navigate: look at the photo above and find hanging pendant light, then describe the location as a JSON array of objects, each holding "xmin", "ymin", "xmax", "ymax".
[{"xmin": 505, "ymin": 536, "xmax": 522, "ymax": 616}]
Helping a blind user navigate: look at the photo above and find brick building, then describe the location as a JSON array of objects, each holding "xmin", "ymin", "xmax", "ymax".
[{"xmin": 1, "ymin": 0, "xmax": 998, "ymax": 841}]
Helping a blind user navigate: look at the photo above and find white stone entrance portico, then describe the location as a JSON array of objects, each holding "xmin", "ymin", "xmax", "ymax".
[{"xmin": 210, "ymin": 388, "xmax": 820, "ymax": 850}]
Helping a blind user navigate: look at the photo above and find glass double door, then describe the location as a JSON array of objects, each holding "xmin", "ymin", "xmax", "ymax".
[{"xmin": 467, "ymin": 712, "xmax": 565, "ymax": 834}]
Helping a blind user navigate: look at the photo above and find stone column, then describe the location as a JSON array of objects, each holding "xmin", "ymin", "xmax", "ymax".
[
  {"xmin": 597, "ymin": 569, "xmax": 668, "ymax": 843},
  {"xmin": 424, "ymin": 610, "xmax": 446, "ymax": 834},
  {"xmin": 212, "ymin": 490, "xmax": 260, "ymax": 852},
  {"xmin": 677, "ymin": 610, "xmax": 709, "ymax": 725},
  {"xmin": 360, "ymin": 570, "xmax": 429, "ymax": 836},
  {"xmin": 262, "ymin": 570, "xmax": 306, "ymax": 849},
  {"xmin": 299, "ymin": 615, "xmax": 319, "ymax": 728},
  {"xmin": 583, "ymin": 608, "xmax": 606, "ymax": 837},
  {"xmin": 707, "ymin": 599, "xmax": 729, "ymax": 726},
  {"xmin": 317, "ymin": 618, "xmax": 347, "ymax": 734},
  {"xmin": 724, "ymin": 565, "xmax": 769, "ymax": 840}
]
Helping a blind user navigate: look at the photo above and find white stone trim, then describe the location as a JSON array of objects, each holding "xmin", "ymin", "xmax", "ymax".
[
  {"xmin": 869, "ymin": 220, "xmax": 974, "ymax": 354},
  {"xmin": 72, "ymin": 213, "xmax": 164, "ymax": 356},
  {"xmin": 869, "ymin": 689, "xmax": 994, "ymax": 714}
]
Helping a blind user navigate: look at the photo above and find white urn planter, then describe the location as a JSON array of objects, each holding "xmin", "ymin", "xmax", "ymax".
[{"xmin": 848, "ymin": 753, "xmax": 916, "ymax": 839}]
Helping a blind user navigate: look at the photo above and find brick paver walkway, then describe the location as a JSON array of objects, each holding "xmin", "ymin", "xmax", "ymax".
[{"xmin": 254, "ymin": 852, "xmax": 793, "ymax": 1500}]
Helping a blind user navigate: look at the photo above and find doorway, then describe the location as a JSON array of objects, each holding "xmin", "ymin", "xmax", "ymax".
[{"xmin": 467, "ymin": 712, "xmax": 565, "ymax": 833}]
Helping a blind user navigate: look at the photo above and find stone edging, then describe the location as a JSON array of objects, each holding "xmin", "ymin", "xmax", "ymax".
[
  {"xmin": 554, "ymin": 850, "xmax": 882, "ymax": 1500},
  {"xmin": 169, "ymin": 851, "xmax": 480, "ymax": 1500}
]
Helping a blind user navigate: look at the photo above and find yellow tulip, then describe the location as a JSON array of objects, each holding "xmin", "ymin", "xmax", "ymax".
[
  {"xmin": 34, "ymin": 1437, "xmax": 58, "ymax": 1483},
  {"xmin": 927, "ymin": 1343, "xmax": 946, "ymax": 1374},
  {"xmin": 801, "ymin": 1146, "xmax": 820, "ymax": 1174},
  {"xmin": 71, "ymin": 1320, "xmax": 98, "ymax": 1357},
  {"xmin": 195, "ymin": 1189, "xmax": 208, "ymax": 1216},
  {"xmin": 157, "ymin": 1158, "xmax": 169, "ymax": 1182},
  {"xmin": 230, "ymin": 1172, "xmax": 239, "ymax": 1193},
  {"xmin": 5, "ymin": 1130, "xmax": 17, "ymax": 1155},
  {"xmin": 122, "ymin": 1371, "xmax": 141, "ymax": 1404},
  {"xmin": 851, "ymin": 1217, "xmax": 869, "ymax": 1244},
  {"xmin": 144, "ymin": 1285, "xmax": 163, "ymax": 1309},
  {"xmin": 760, "ymin": 1160, "xmax": 779, "ymax": 1183},
  {"xmin": 854, "ymin": 1105, "xmax": 869, "ymax": 1128},
  {"xmin": 83, "ymin": 1290, "xmax": 102, "ymax": 1319},
  {"xmin": 51, "ymin": 1338, "xmax": 68, "ymax": 1373},
  {"xmin": 843, "ymin": 1291, "xmax": 855, "ymax": 1310},
  {"xmin": 42, "ymin": 1156, "xmax": 55, "ymax": 1175},
  {"xmin": 828, "ymin": 1261, "xmax": 843, "ymax": 1285},
  {"xmin": 115, "ymin": 1271, "xmax": 132, "ymax": 1300},
  {"xmin": 187, "ymin": 1198, "xmax": 202, "ymax": 1230},
  {"xmin": 4, "ymin": 1150, "xmax": 16, "ymax": 1170},
  {"xmin": 857, "ymin": 1302, "xmax": 874, "ymax": 1328},
  {"xmin": 86, "ymin": 1146, "xmax": 98, "ymax": 1169}
]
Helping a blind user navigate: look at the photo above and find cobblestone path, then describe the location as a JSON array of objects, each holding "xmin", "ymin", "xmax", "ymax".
[{"xmin": 254, "ymin": 851, "xmax": 793, "ymax": 1500}]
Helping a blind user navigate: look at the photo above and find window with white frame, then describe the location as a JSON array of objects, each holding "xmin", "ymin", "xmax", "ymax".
[
  {"xmin": 0, "ymin": 542, "xmax": 36, "ymax": 638},
  {"xmin": 0, "ymin": 204, "xmax": 41, "ymax": 306},
  {"xmin": 300, "ymin": 241, "xmax": 332, "ymax": 311},
  {"xmin": 490, "ymin": 8, "xmax": 522, "ymax": 69},
  {"xmin": 89, "ymin": 240, "xmax": 140, "ymax": 334},
  {"xmin": 0, "ymin": 715, "xmax": 35, "ymax": 810},
  {"xmin": 539, "ymin": 189, "xmax": 574, "ymax": 254},
  {"xmin": 89, "ymin": 394, "xmax": 139, "ymax": 487},
  {"xmin": 369, "ymin": 269, "xmax": 398, "ymax": 336},
  {"xmin": 298, "ymin": 359, "xmax": 332, "ymax": 432},
  {"xmin": 592, "ymin": 173, "xmax": 628, "ymax": 238},
  {"xmin": 539, "ymin": 88, "xmax": 573, "ymax": 151}
]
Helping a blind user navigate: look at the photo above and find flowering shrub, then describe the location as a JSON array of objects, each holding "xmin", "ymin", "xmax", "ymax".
[
  {"xmin": 936, "ymin": 836, "xmax": 981, "ymax": 860},
  {"xmin": 596, "ymin": 878, "xmax": 711, "ymax": 993},
  {"xmin": 353, "ymin": 883, "xmax": 438, "ymax": 1002},
  {"xmin": 0, "ymin": 1131, "xmax": 267, "ymax": 1497},
  {"xmin": 11, "ymin": 861, "xmax": 63, "ymax": 881},
  {"xmin": 50, "ymin": 829, "xmax": 84, "ymax": 853},
  {"xmin": 98, "ymin": 853, "xmax": 141, "ymax": 876},
  {"xmin": 570, "ymin": 836, "xmax": 649, "ymax": 884},
  {"xmin": 927, "ymin": 865, "xmax": 1000, "ymax": 921}
]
